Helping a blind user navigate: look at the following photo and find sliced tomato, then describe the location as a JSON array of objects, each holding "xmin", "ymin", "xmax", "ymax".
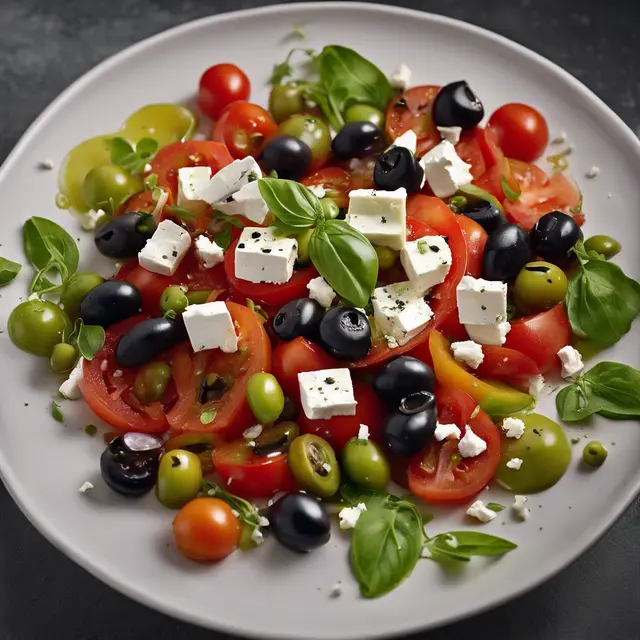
[
  {"xmin": 473, "ymin": 126, "xmax": 503, "ymax": 169},
  {"xmin": 118, "ymin": 189, "xmax": 173, "ymax": 217},
  {"xmin": 456, "ymin": 215, "xmax": 487, "ymax": 278},
  {"xmin": 167, "ymin": 302, "xmax": 271, "ymax": 439},
  {"xmin": 212, "ymin": 440, "xmax": 296, "ymax": 499},
  {"xmin": 301, "ymin": 167, "xmax": 352, "ymax": 209},
  {"xmin": 338, "ymin": 155, "xmax": 377, "ymax": 190},
  {"xmin": 298, "ymin": 381, "xmax": 385, "ymax": 451},
  {"xmin": 80, "ymin": 316, "xmax": 168, "ymax": 433},
  {"xmin": 473, "ymin": 157, "xmax": 547, "ymax": 201},
  {"xmin": 385, "ymin": 86, "xmax": 442, "ymax": 156},
  {"xmin": 407, "ymin": 386, "xmax": 501, "ymax": 503},
  {"xmin": 474, "ymin": 345, "xmax": 540, "ymax": 392},
  {"xmin": 455, "ymin": 133, "xmax": 486, "ymax": 179}
]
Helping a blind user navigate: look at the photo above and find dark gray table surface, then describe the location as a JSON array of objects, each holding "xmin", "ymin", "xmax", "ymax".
[{"xmin": 1, "ymin": 1, "xmax": 639, "ymax": 638}]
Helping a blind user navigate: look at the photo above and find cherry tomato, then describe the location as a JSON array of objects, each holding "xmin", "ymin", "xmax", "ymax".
[
  {"xmin": 212, "ymin": 101, "xmax": 277, "ymax": 159},
  {"xmin": 474, "ymin": 346, "xmax": 540, "ymax": 392},
  {"xmin": 301, "ymin": 167, "xmax": 351, "ymax": 209},
  {"xmin": 407, "ymin": 386, "xmax": 501, "ymax": 503},
  {"xmin": 488, "ymin": 103, "xmax": 549, "ymax": 163},
  {"xmin": 197, "ymin": 63, "xmax": 250, "ymax": 120},
  {"xmin": 173, "ymin": 498, "xmax": 241, "ymax": 561},
  {"xmin": 455, "ymin": 132, "xmax": 486, "ymax": 179}
]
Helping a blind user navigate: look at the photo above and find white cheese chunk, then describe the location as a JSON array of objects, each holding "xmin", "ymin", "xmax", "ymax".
[
  {"xmin": 339, "ymin": 503, "xmax": 367, "ymax": 530},
  {"xmin": 177, "ymin": 166, "xmax": 212, "ymax": 213},
  {"xmin": 465, "ymin": 320, "xmax": 511, "ymax": 346},
  {"xmin": 307, "ymin": 276, "xmax": 336, "ymax": 309},
  {"xmin": 419, "ymin": 141, "xmax": 473, "ymax": 198},
  {"xmin": 298, "ymin": 368, "xmax": 357, "ymax": 420},
  {"xmin": 557, "ymin": 345, "xmax": 584, "ymax": 379},
  {"xmin": 308, "ymin": 184, "xmax": 326, "ymax": 198},
  {"xmin": 437, "ymin": 126, "xmax": 462, "ymax": 145},
  {"xmin": 502, "ymin": 417, "xmax": 526, "ymax": 439},
  {"xmin": 182, "ymin": 301, "xmax": 238, "ymax": 353},
  {"xmin": 194, "ymin": 235, "xmax": 224, "ymax": 269},
  {"xmin": 451, "ymin": 340, "xmax": 484, "ymax": 369},
  {"xmin": 59, "ymin": 359, "xmax": 84, "ymax": 400},
  {"xmin": 458, "ymin": 425, "xmax": 487, "ymax": 458},
  {"xmin": 197, "ymin": 157, "xmax": 262, "ymax": 205},
  {"xmin": 138, "ymin": 219, "xmax": 192, "ymax": 276},
  {"xmin": 513, "ymin": 494, "xmax": 531, "ymax": 521},
  {"xmin": 358, "ymin": 424, "xmax": 370, "ymax": 441},
  {"xmin": 235, "ymin": 227, "xmax": 298, "ymax": 284},
  {"xmin": 78, "ymin": 481, "xmax": 94, "ymax": 493},
  {"xmin": 466, "ymin": 500, "xmax": 497, "ymax": 523},
  {"xmin": 82, "ymin": 208, "xmax": 106, "ymax": 231},
  {"xmin": 389, "ymin": 63, "xmax": 412, "ymax": 89},
  {"xmin": 434, "ymin": 422, "xmax": 461, "ymax": 441},
  {"xmin": 456, "ymin": 275, "xmax": 508, "ymax": 325},
  {"xmin": 529, "ymin": 374, "xmax": 545, "ymax": 398},
  {"xmin": 243, "ymin": 424, "xmax": 263, "ymax": 440},
  {"xmin": 346, "ymin": 188, "xmax": 407, "ymax": 250},
  {"xmin": 372, "ymin": 281, "xmax": 433, "ymax": 347},
  {"xmin": 400, "ymin": 235, "xmax": 452, "ymax": 292},
  {"xmin": 506, "ymin": 457, "xmax": 523, "ymax": 470},
  {"xmin": 389, "ymin": 130, "xmax": 417, "ymax": 154},
  {"xmin": 213, "ymin": 180, "xmax": 269, "ymax": 225}
]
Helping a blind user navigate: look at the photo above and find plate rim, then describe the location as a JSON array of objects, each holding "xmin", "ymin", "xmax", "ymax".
[{"xmin": 1, "ymin": 2, "xmax": 639, "ymax": 638}]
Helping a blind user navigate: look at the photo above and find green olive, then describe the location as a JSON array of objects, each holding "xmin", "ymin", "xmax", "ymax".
[
  {"xmin": 512, "ymin": 261, "xmax": 568, "ymax": 315},
  {"xmin": 81, "ymin": 164, "xmax": 143, "ymax": 211},
  {"xmin": 583, "ymin": 235, "xmax": 621, "ymax": 260},
  {"xmin": 60, "ymin": 272, "xmax": 105, "ymax": 319},
  {"xmin": 156, "ymin": 449, "xmax": 203, "ymax": 509},
  {"xmin": 320, "ymin": 198, "xmax": 340, "ymax": 220},
  {"xmin": 160, "ymin": 285, "xmax": 188, "ymax": 315},
  {"xmin": 133, "ymin": 362, "xmax": 172, "ymax": 404},
  {"xmin": 164, "ymin": 433, "xmax": 217, "ymax": 474},
  {"xmin": 269, "ymin": 84, "xmax": 306, "ymax": 124},
  {"xmin": 185, "ymin": 289, "xmax": 212, "ymax": 305},
  {"xmin": 253, "ymin": 421, "xmax": 299, "ymax": 456},
  {"xmin": 288, "ymin": 434, "xmax": 340, "ymax": 498},
  {"xmin": 344, "ymin": 104, "xmax": 385, "ymax": 128},
  {"xmin": 342, "ymin": 438, "xmax": 391, "ymax": 490},
  {"xmin": 495, "ymin": 413, "xmax": 571, "ymax": 493},
  {"xmin": 8, "ymin": 300, "xmax": 72, "ymax": 357},
  {"xmin": 583, "ymin": 440, "xmax": 608, "ymax": 467},
  {"xmin": 246, "ymin": 373, "xmax": 285, "ymax": 425},
  {"xmin": 296, "ymin": 229, "xmax": 314, "ymax": 265},
  {"xmin": 277, "ymin": 115, "xmax": 331, "ymax": 166},
  {"xmin": 49, "ymin": 343, "xmax": 78, "ymax": 374},
  {"xmin": 375, "ymin": 245, "xmax": 398, "ymax": 270}
]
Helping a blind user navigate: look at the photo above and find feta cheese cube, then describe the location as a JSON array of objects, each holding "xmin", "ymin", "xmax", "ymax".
[
  {"xmin": 59, "ymin": 359, "xmax": 84, "ymax": 400},
  {"xmin": 437, "ymin": 126, "xmax": 462, "ymax": 145},
  {"xmin": 308, "ymin": 184, "xmax": 326, "ymax": 199},
  {"xmin": 298, "ymin": 368, "xmax": 357, "ymax": 420},
  {"xmin": 502, "ymin": 416, "xmax": 526, "ymax": 439},
  {"xmin": 458, "ymin": 425, "xmax": 487, "ymax": 458},
  {"xmin": 389, "ymin": 130, "xmax": 417, "ymax": 155},
  {"xmin": 465, "ymin": 320, "xmax": 511, "ymax": 346},
  {"xmin": 182, "ymin": 301, "xmax": 238, "ymax": 353},
  {"xmin": 138, "ymin": 219, "xmax": 192, "ymax": 276},
  {"xmin": 557, "ymin": 345, "xmax": 584, "ymax": 379},
  {"xmin": 213, "ymin": 180, "xmax": 269, "ymax": 225},
  {"xmin": 194, "ymin": 235, "xmax": 224, "ymax": 268},
  {"xmin": 529, "ymin": 374, "xmax": 545, "ymax": 398},
  {"xmin": 82, "ymin": 208, "xmax": 106, "ymax": 231},
  {"xmin": 506, "ymin": 457, "xmax": 523, "ymax": 470},
  {"xmin": 513, "ymin": 494, "xmax": 530, "ymax": 521},
  {"xmin": 434, "ymin": 422, "xmax": 461, "ymax": 441},
  {"xmin": 346, "ymin": 188, "xmax": 407, "ymax": 250},
  {"xmin": 389, "ymin": 63, "xmax": 411, "ymax": 89},
  {"xmin": 358, "ymin": 424, "xmax": 370, "ymax": 441},
  {"xmin": 338, "ymin": 503, "xmax": 367, "ymax": 530},
  {"xmin": 197, "ymin": 157, "xmax": 262, "ymax": 205},
  {"xmin": 451, "ymin": 340, "xmax": 484, "ymax": 369},
  {"xmin": 234, "ymin": 227, "xmax": 298, "ymax": 284},
  {"xmin": 243, "ymin": 424, "xmax": 263, "ymax": 440},
  {"xmin": 466, "ymin": 500, "xmax": 497, "ymax": 523},
  {"xmin": 372, "ymin": 281, "xmax": 433, "ymax": 347},
  {"xmin": 457, "ymin": 275, "xmax": 508, "ymax": 325},
  {"xmin": 400, "ymin": 235, "xmax": 452, "ymax": 291},
  {"xmin": 307, "ymin": 276, "xmax": 336, "ymax": 309},
  {"xmin": 419, "ymin": 141, "xmax": 473, "ymax": 198},
  {"xmin": 177, "ymin": 166, "xmax": 212, "ymax": 213}
]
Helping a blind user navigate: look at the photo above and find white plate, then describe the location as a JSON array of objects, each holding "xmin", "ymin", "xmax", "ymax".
[{"xmin": 1, "ymin": 3, "xmax": 639, "ymax": 639}]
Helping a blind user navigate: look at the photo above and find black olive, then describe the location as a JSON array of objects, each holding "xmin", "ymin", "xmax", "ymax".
[
  {"xmin": 115, "ymin": 317, "xmax": 187, "ymax": 367},
  {"xmin": 384, "ymin": 391, "xmax": 437, "ymax": 457},
  {"xmin": 100, "ymin": 433, "xmax": 163, "ymax": 497},
  {"xmin": 95, "ymin": 212, "xmax": 156, "ymax": 259},
  {"xmin": 318, "ymin": 307, "xmax": 371, "ymax": 360},
  {"xmin": 432, "ymin": 81, "xmax": 484, "ymax": 130},
  {"xmin": 261, "ymin": 135, "xmax": 312, "ymax": 180},
  {"xmin": 374, "ymin": 147, "xmax": 424, "ymax": 194},
  {"xmin": 373, "ymin": 356, "xmax": 435, "ymax": 406},
  {"xmin": 80, "ymin": 280, "xmax": 143, "ymax": 328},
  {"xmin": 461, "ymin": 202, "xmax": 505, "ymax": 234},
  {"xmin": 530, "ymin": 211, "xmax": 583, "ymax": 266},
  {"xmin": 272, "ymin": 298, "xmax": 324, "ymax": 342},
  {"xmin": 331, "ymin": 121, "xmax": 385, "ymax": 160},
  {"xmin": 482, "ymin": 223, "xmax": 531, "ymax": 283},
  {"xmin": 268, "ymin": 492, "xmax": 331, "ymax": 552}
]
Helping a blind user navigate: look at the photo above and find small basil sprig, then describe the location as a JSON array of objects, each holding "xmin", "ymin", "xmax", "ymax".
[
  {"xmin": 109, "ymin": 137, "xmax": 158, "ymax": 174},
  {"xmin": 165, "ymin": 205, "xmax": 197, "ymax": 221},
  {"xmin": 258, "ymin": 178, "xmax": 378, "ymax": 307},
  {"xmin": 424, "ymin": 531, "xmax": 517, "ymax": 563},
  {"xmin": 77, "ymin": 323, "xmax": 105, "ymax": 361},
  {"xmin": 556, "ymin": 361, "xmax": 640, "ymax": 421},
  {"xmin": 0, "ymin": 257, "xmax": 22, "ymax": 287},
  {"xmin": 501, "ymin": 175, "xmax": 521, "ymax": 202},
  {"xmin": 458, "ymin": 184, "xmax": 504, "ymax": 212}
]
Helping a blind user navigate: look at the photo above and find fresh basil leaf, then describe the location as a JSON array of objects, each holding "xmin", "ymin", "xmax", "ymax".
[
  {"xmin": 211, "ymin": 210, "xmax": 245, "ymax": 229},
  {"xmin": 109, "ymin": 137, "xmax": 134, "ymax": 165},
  {"xmin": 458, "ymin": 184, "xmax": 504, "ymax": 212},
  {"xmin": 214, "ymin": 225, "xmax": 232, "ymax": 250},
  {"xmin": 556, "ymin": 380, "xmax": 595, "ymax": 421},
  {"xmin": 501, "ymin": 176, "xmax": 521, "ymax": 202},
  {"xmin": 202, "ymin": 480, "xmax": 263, "ymax": 529},
  {"xmin": 0, "ymin": 257, "xmax": 22, "ymax": 287},
  {"xmin": 51, "ymin": 401, "xmax": 64, "ymax": 423},
  {"xmin": 144, "ymin": 173, "xmax": 158, "ymax": 191},
  {"xmin": 258, "ymin": 178, "xmax": 321, "ymax": 229},
  {"xmin": 136, "ymin": 137, "xmax": 158, "ymax": 159},
  {"xmin": 200, "ymin": 409, "xmax": 217, "ymax": 424},
  {"xmin": 426, "ymin": 531, "xmax": 517, "ymax": 561},
  {"xmin": 340, "ymin": 483, "xmax": 391, "ymax": 509},
  {"xmin": 165, "ymin": 205, "xmax": 197, "ymax": 221},
  {"xmin": 268, "ymin": 48, "xmax": 316, "ymax": 86},
  {"xmin": 350, "ymin": 502, "xmax": 423, "ymax": 598},
  {"xmin": 309, "ymin": 219, "xmax": 378, "ymax": 307},
  {"xmin": 77, "ymin": 323, "xmax": 105, "ymax": 361},
  {"xmin": 486, "ymin": 502, "xmax": 506, "ymax": 513}
]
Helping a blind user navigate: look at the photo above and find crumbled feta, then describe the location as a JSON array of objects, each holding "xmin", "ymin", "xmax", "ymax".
[
  {"xmin": 585, "ymin": 166, "xmax": 600, "ymax": 179},
  {"xmin": 78, "ymin": 481, "xmax": 94, "ymax": 493},
  {"xmin": 197, "ymin": 156, "xmax": 262, "ymax": 205},
  {"xmin": 258, "ymin": 516, "xmax": 269, "ymax": 527},
  {"xmin": 177, "ymin": 166, "xmax": 212, "ymax": 213},
  {"xmin": 437, "ymin": 126, "xmax": 462, "ymax": 145},
  {"xmin": 557, "ymin": 345, "xmax": 584, "ymax": 379},
  {"xmin": 506, "ymin": 457, "xmax": 523, "ymax": 470},
  {"xmin": 182, "ymin": 301, "xmax": 238, "ymax": 353},
  {"xmin": 466, "ymin": 500, "xmax": 497, "ymax": 523},
  {"xmin": 194, "ymin": 235, "xmax": 224, "ymax": 269},
  {"xmin": 389, "ymin": 63, "xmax": 411, "ymax": 89},
  {"xmin": 112, "ymin": 369, "xmax": 123, "ymax": 378},
  {"xmin": 339, "ymin": 503, "xmax": 367, "ymax": 530},
  {"xmin": 451, "ymin": 340, "xmax": 484, "ymax": 369},
  {"xmin": 307, "ymin": 276, "xmax": 336, "ymax": 309},
  {"xmin": 143, "ymin": 163, "xmax": 152, "ymax": 173},
  {"xmin": 465, "ymin": 320, "xmax": 511, "ymax": 346},
  {"xmin": 400, "ymin": 235, "xmax": 452, "ymax": 292},
  {"xmin": 458, "ymin": 425, "xmax": 487, "ymax": 458},
  {"xmin": 39, "ymin": 159, "xmax": 55, "ymax": 170},
  {"xmin": 358, "ymin": 424, "xmax": 370, "ymax": 441},
  {"xmin": 298, "ymin": 368, "xmax": 357, "ymax": 420},
  {"xmin": 82, "ymin": 208, "xmax": 106, "ymax": 231},
  {"xmin": 419, "ymin": 141, "xmax": 473, "ymax": 198},
  {"xmin": 308, "ymin": 184, "xmax": 326, "ymax": 199},
  {"xmin": 59, "ymin": 359, "xmax": 84, "ymax": 400},
  {"xmin": 456, "ymin": 275, "xmax": 508, "ymax": 325},
  {"xmin": 529, "ymin": 374, "xmax": 545, "ymax": 398},
  {"xmin": 513, "ymin": 494, "xmax": 530, "ymax": 521},
  {"xmin": 251, "ymin": 528, "xmax": 264, "ymax": 545},
  {"xmin": 234, "ymin": 227, "xmax": 298, "ymax": 284},
  {"xmin": 243, "ymin": 424, "xmax": 263, "ymax": 440},
  {"xmin": 502, "ymin": 417, "xmax": 526, "ymax": 439},
  {"xmin": 434, "ymin": 422, "xmax": 461, "ymax": 441},
  {"xmin": 213, "ymin": 180, "xmax": 269, "ymax": 225},
  {"xmin": 329, "ymin": 582, "xmax": 343, "ymax": 598},
  {"xmin": 100, "ymin": 360, "xmax": 108, "ymax": 372},
  {"xmin": 389, "ymin": 130, "xmax": 418, "ymax": 155},
  {"xmin": 138, "ymin": 219, "xmax": 191, "ymax": 276}
]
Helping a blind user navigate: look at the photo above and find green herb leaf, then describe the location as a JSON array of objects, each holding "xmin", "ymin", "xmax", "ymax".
[
  {"xmin": 425, "ymin": 531, "xmax": 517, "ymax": 562},
  {"xmin": 309, "ymin": 219, "xmax": 378, "ymax": 307},
  {"xmin": 340, "ymin": 483, "xmax": 391, "ymax": 509},
  {"xmin": 214, "ymin": 225, "xmax": 232, "ymax": 250},
  {"xmin": 51, "ymin": 401, "xmax": 64, "ymax": 423},
  {"xmin": 211, "ymin": 210, "xmax": 245, "ymax": 229},
  {"xmin": 257, "ymin": 178, "xmax": 321, "ymax": 229},
  {"xmin": 84, "ymin": 424, "xmax": 98, "ymax": 437},
  {"xmin": 200, "ymin": 409, "xmax": 217, "ymax": 424},
  {"xmin": 458, "ymin": 184, "xmax": 504, "ymax": 212},
  {"xmin": 165, "ymin": 205, "xmax": 197, "ymax": 221},
  {"xmin": 136, "ymin": 137, "xmax": 158, "ymax": 159},
  {"xmin": 77, "ymin": 323, "xmax": 105, "ymax": 361},
  {"xmin": 501, "ymin": 176, "xmax": 521, "ymax": 202},
  {"xmin": 0, "ymin": 257, "xmax": 22, "ymax": 287},
  {"xmin": 486, "ymin": 502, "xmax": 506, "ymax": 512},
  {"xmin": 109, "ymin": 137, "xmax": 158, "ymax": 174},
  {"xmin": 144, "ymin": 173, "xmax": 158, "ymax": 191},
  {"xmin": 109, "ymin": 137, "xmax": 134, "ymax": 165}
]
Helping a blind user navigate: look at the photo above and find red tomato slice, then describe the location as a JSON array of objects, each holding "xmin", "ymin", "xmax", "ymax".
[
  {"xmin": 167, "ymin": 302, "xmax": 271, "ymax": 440},
  {"xmin": 118, "ymin": 189, "xmax": 174, "ymax": 217},
  {"xmin": 455, "ymin": 133, "xmax": 486, "ymax": 179},
  {"xmin": 407, "ymin": 386, "xmax": 501, "ymax": 503},
  {"xmin": 301, "ymin": 167, "xmax": 352, "ymax": 209},
  {"xmin": 298, "ymin": 381, "xmax": 384, "ymax": 451},
  {"xmin": 80, "ymin": 316, "xmax": 169, "ymax": 433},
  {"xmin": 473, "ymin": 126, "xmax": 503, "ymax": 169},
  {"xmin": 473, "ymin": 158, "xmax": 547, "ymax": 201},
  {"xmin": 474, "ymin": 346, "xmax": 540, "ymax": 392}
]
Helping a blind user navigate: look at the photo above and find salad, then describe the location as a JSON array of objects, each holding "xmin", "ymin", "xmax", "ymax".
[{"xmin": 3, "ymin": 42, "xmax": 640, "ymax": 599}]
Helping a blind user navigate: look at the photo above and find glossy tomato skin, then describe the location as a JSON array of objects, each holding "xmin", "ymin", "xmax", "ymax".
[
  {"xmin": 197, "ymin": 63, "xmax": 250, "ymax": 120},
  {"xmin": 456, "ymin": 215, "xmax": 488, "ymax": 278},
  {"xmin": 474, "ymin": 346, "xmax": 540, "ymax": 392},
  {"xmin": 301, "ymin": 167, "xmax": 351, "ymax": 209},
  {"xmin": 488, "ymin": 103, "xmax": 549, "ymax": 163},
  {"xmin": 455, "ymin": 132, "xmax": 486, "ymax": 179}
]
